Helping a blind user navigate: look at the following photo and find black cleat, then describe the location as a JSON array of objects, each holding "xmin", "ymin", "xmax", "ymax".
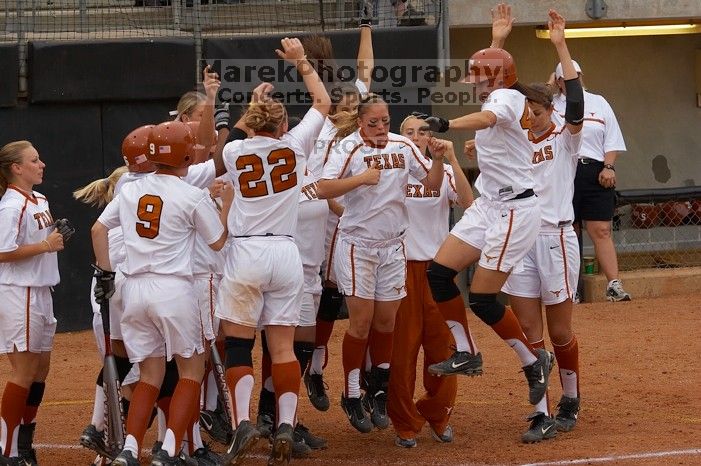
[
  {"xmin": 256, "ymin": 413, "xmax": 275, "ymax": 439},
  {"xmin": 523, "ymin": 349, "xmax": 554, "ymax": 405},
  {"xmin": 341, "ymin": 395, "xmax": 372, "ymax": 433},
  {"xmin": 151, "ymin": 448, "xmax": 182, "ymax": 466},
  {"xmin": 111, "ymin": 450, "xmax": 139, "ymax": 466},
  {"xmin": 18, "ymin": 423, "xmax": 38, "ymax": 466},
  {"xmin": 428, "ymin": 351, "xmax": 483, "ymax": 377},
  {"xmin": 268, "ymin": 422, "xmax": 293, "ymax": 466},
  {"xmin": 200, "ymin": 409, "xmax": 233, "ymax": 445},
  {"xmin": 555, "ymin": 396, "xmax": 580, "ymax": 432},
  {"xmin": 293, "ymin": 423, "xmax": 327, "ymax": 450},
  {"xmin": 362, "ymin": 391, "xmax": 389, "ymax": 430},
  {"xmin": 220, "ymin": 420, "xmax": 261, "ymax": 466},
  {"xmin": 303, "ymin": 370, "xmax": 330, "ymax": 412},
  {"xmin": 521, "ymin": 412, "xmax": 557, "ymax": 443},
  {"xmin": 79, "ymin": 424, "xmax": 118, "ymax": 460}
]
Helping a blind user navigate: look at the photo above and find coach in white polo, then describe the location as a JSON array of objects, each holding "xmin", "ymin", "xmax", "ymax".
[{"xmin": 552, "ymin": 60, "xmax": 630, "ymax": 302}]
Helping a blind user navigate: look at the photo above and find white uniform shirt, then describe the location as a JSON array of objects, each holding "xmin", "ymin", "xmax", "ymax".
[
  {"xmin": 192, "ymin": 193, "xmax": 226, "ymax": 275},
  {"xmin": 0, "ymin": 187, "xmax": 59, "ymax": 287},
  {"xmin": 474, "ymin": 88, "xmax": 535, "ymax": 201},
  {"xmin": 405, "ymin": 163, "xmax": 459, "ymax": 261},
  {"xmin": 223, "ymin": 108, "xmax": 325, "ymax": 237},
  {"xmin": 98, "ymin": 173, "xmax": 224, "ymax": 278},
  {"xmin": 296, "ymin": 171, "xmax": 329, "ymax": 270},
  {"xmin": 553, "ymin": 90, "xmax": 626, "ymax": 161},
  {"xmin": 322, "ymin": 130, "xmax": 430, "ymax": 241},
  {"xmin": 528, "ymin": 124, "xmax": 583, "ymax": 230}
]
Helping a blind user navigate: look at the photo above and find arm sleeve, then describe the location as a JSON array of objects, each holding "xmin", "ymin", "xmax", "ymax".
[
  {"xmin": 97, "ymin": 196, "xmax": 121, "ymax": 230},
  {"xmin": 481, "ymin": 89, "xmax": 518, "ymax": 126},
  {"xmin": 183, "ymin": 159, "xmax": 216, "ymax": 189},
  {"xmin": 287, "ymin": 108, "xmax": 326, "ymax": 158},
  {"xmin": 0, "ymin": 207, "xmax": 21, "ymax": 253},
  {"xmin": 192, "ymin": 194, "xmax": 226, "ymax": 245},
  {"xmin": 602, "ymin": 98, "xmax": 627, "ymax": 152}
]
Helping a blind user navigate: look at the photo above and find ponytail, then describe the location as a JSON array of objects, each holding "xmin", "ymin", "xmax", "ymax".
[{"xmin": 73, "ymin": 166, "xmax": 128, "ymax": 207}]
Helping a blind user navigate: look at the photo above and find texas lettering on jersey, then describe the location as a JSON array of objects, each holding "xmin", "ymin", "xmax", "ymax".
[
  {"xmin": 406, "ymin": 183, "xmax": 439, "ymax": 198},
  {"xmin": 532, "ymin": 145, "xmax": 554, "ymax": 164},
  {"xmin": 363, "ymin": 153, "xmax": 405, "ymax": 170},
  {"xmin": 33, "ymin": 209, "xmax": 55, "ymax": 230}
]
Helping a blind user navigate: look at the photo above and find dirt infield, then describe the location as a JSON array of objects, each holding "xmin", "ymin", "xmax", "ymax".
[{"xmin": 2, "ymin": 293, "xmax": 700, "ymax": 465}]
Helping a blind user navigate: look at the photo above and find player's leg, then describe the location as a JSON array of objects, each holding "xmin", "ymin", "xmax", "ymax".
[
  {"xmin": 416, "ymin": 263, "xmax": 458, "ymax": 444},
  {"xmin": 426, "ymin": 234, "xmax": 482, "ymax": 376},
  {"xmin": 2, "ymin": 351, "xmax": 41, "ymax": 461},
  {"xmin": 387, "ymin": 261, "xmax": 425, "ymax": 447}
]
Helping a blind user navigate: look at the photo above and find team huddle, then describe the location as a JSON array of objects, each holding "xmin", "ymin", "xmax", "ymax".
[{"xmin": 0, "ymin": 3, "xmax": 613, "ymax": 465}]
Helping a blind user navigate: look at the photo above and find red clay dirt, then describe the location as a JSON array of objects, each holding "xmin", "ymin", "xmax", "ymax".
[{"xmin": 2, "ymin": 293, "xmax": 699, "ymax": 465}]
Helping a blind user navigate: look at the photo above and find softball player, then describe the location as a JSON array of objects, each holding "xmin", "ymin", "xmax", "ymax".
[
  {"xmin": 388, "ymin": 116, "xmax": 475, "ymax": 448},
  {"xmin": 215, "ymin": 37, "xmax": 330, "ymax": 466},
  {"xmin": 301, "ymin": 27, "xmax": 374, "ymax": 413},
  {"xmin": 0, "ymin": 141, "xmax": 65, "ymax": 466},
  {"xmin": 500, "ymin": 10, "xmax": 584, "ymax": 442},
  {"xmin": 423, "ymin": 46, "xmax": 554, "ymax": 410},
  {"xmin": 317, "ymin": 93, "xmax": 445, "ymax": 434},
  {"xmin": 92, "ymin": 121, "xmax": 230, "ymax": 466}
]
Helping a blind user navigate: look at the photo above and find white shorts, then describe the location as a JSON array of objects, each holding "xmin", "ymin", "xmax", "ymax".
[
  {"xmin": 322, "ymin": 224, "xmax": 341, "ymax": 284},
  {"xmin": 450, "ymin": 195, "xmax": 540, "ymax": 273},
  {"xmin": 216, "ymin": 237, "xmax": 303, "ymax": 328},
  {"xmin": 502, "ymin": 227, "xmax": 580, "ymax": 305},
  {"xmin": 91, "ymin": 313, "xmax": 141, "ymax": 385},
  {"xmin": 299, "ymin": 292, "xmax": 321, "ymax": 327},
  {"xmin": 0, "ymin": 285, "xmax": 56, "ymax": 354},
  {"xmin": 194, "ymin": 274, "xmax": 221, "ymax": 343},
  {"xmin": 333, "ymin": 234, "xmax": 407, "ymax": 302},
  {"xmin": 121, "ymin": 275, "xmax": 204, "ymax": 363}
]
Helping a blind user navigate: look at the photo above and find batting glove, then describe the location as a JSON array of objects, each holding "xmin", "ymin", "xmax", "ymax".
[
  {"xmin": 214, "ymin": 103, "xmax": 230, "ymax": 132},
  {"xmin": 424, "ymin": 116, "xmax": 450, "ymax": 133},
  {"xmin": 55, "ymin": 218, "xmax": 75, "ymax": 242},
  {"xmin": 92, "ymin": 264, "xmax": 116, "ymax": 304}
]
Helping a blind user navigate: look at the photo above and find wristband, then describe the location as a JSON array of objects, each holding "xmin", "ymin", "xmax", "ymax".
[{"xmin": 603, "ymin": 164, "xmax": 615, "ymax": 171}]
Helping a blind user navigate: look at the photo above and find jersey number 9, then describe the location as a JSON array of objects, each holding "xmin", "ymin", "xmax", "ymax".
[
  {"xmin": 237, "ymin": 148, "xmax": 297, "ymax": 198},
  {"xmin": 136, "ymin": 194, "xmax": 164, "ymax": 239}
]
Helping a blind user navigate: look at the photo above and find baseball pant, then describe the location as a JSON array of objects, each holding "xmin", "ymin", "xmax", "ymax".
[
  {"xmin": 387, "ymin": 261, "xmax": 457, "ymax": 439},
  {"xmin": 0, "ymin": 285, "xmax": 56, "ymax": 354}
]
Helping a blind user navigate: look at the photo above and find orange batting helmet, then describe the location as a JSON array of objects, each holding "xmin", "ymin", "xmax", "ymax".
[
  {"xmin": 463, "ymin": 47, "xmax": 518, "ymax": 88},
  {"xmin": 146, "ymin": 121, "xmax": 195, "ymax": 168},
  {"xmin": 122, "ymin": 125, "xmax": 156, "ymax": 173}
]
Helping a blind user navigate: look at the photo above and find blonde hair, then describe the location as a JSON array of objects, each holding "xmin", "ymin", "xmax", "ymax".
[
  {"xmin": 73, "ymin": 166, "xmax": 128, "ymax": 207},
  {"xmin": 0, "ymin": 140, "xmax": 33, "ymax": 195},
  {"xmin": 244, "ymin": 100, "xmax": 287, "ymax": 133},
  {"xmin": 329, "ymin": 110, "xmax": 358, "ymax": 141},
  {"xmin": 176, "ymin": 91, "xmax": 206, "ymax": 120}
]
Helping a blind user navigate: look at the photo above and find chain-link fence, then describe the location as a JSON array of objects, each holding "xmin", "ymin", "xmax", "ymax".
[
  {"xmin": 1, "ymin": 0, "xmax": 440, "ymax": 42},
  {"xmin": 582, "ymin": 188, "xmax": 701, "ymax": 272}
]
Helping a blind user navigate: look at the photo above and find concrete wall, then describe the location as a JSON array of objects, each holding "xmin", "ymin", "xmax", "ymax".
[
  {"xmin": 442, "ymin": 26, "xmax": 701, "ymax": 190},
  {"xmin": 449, "ymin": 0, "xmax": 701, "ymax": 27}
]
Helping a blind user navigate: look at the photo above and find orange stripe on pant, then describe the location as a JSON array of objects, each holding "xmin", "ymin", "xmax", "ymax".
[{"xmin": 387, "ymin": 261, "xmax": 457, "ymax": 439}]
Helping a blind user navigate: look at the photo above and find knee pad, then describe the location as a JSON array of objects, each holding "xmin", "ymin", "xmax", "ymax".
[
  {"xmin": 467, "ymin": 292, "xmax": 505, "ymax": 325},
  {"xmin": 426, "ymin": 261, "xmax": 460, "ymax": 302},
  {"xmin": 317, "ymin": 286, "xmax": 344, "ymax": 321},
  {"xmin": 224, "ymin": 336, "xmax": 255, "ymax": 369}
]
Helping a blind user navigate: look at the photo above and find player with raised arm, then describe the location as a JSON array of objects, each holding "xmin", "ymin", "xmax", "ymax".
[
  {"xmin": 216, "ymin": 37, "xmax": 330, "ymax": 466},
  {"xmin": 92, "ymin": 121, "xmax": 231, "ymax": 466}
]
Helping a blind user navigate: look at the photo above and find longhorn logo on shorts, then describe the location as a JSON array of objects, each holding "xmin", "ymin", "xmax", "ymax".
[
  {"xmin": 549, "ymin": 288, "xmax": 564, "ymax": 298},
  {"xmin": 393, "ymin": 285, "xmax": 406, "ymax": 294},
  {"xmin": 484, "ymin": 254, "xmax": 496, "ymax": 262}
]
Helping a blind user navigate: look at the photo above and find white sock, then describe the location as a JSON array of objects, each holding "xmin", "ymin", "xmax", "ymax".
[
  {"xmin": 446, "ymin": 320, "xmax": 477, "ymax": 353},
  {"xmin": 162, "ymin": 429, "xmax": 176, "ymax": 457},
  {"xmin": 277, "ymin": 392, "xmax": 298, "ymax": 427},
  {"xmin": 123, "ymin": 434, "xmax": 139, "ymax": 457},
  {"xmin": 560, "ymin": 368, "xmax": 579, "ymax": 399},
  {"xmin": 157, "ymin": 407, "xmax": 167, "ymax": 442},
  {"xmin": 377, "ymin": 362, "xmax": 389, "ymax": 369},
  {"xmin": 535, "ymin": 393, "xmax": 550, "ymax": 415},
  {"xmin": 506, "ymin": 339, "xmax": 538, "ymax": 366},
  {"xmin": 234, "ymin": 374, "xmax": 254, "ymax": 426},
  {"xmin": 347, "ymin": 368, "xmax": 361, "ymax": 398},
  {"xmin": 205, "ymin": 371, "xmax": 218, "ymax": 411},
  {"xmin": 91, "ymin": 385, "xmax": 106, "ymax": 431},
  {"xmin": 310, "ymin": 347, "xmax": 325, "ymax": 375},
  {"xmin": 190, "ymin": 419, "xmax": 204, "ymax": 449}
]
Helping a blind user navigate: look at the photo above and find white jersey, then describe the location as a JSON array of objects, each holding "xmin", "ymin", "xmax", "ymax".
[
  {"xmin": 322, "ymin": 130, "xmax": 430, "ymax": 241},
  {"xmin": 192, "ymin": 193, "xmax": 226, "ymax": 275},
  {"xmin": 296, "ymin": 171, "xmax": 329, "ymax": 270},
  {"xmin": 98, "ymin": 173, "xmax": 224, "ymax": 278},
  {"xmin": 405, "ymin": 163, "xmax": 459, "ymax": 261},
  {"xmin": 528, "ymin": 124, "xmax": 582, "ymax": 230},
  {"xmin": 0, "ymin": 187, "xmax": 59, "ymax": 287},
  {"xmin": 474, "ymin": 88, "xmax": 535, "ymax": 201},
  {"xmin": 553, "ymin": 90, "xmax": 626, "ymax": 161},
  {"xmin": 223, "ymin": 108, "xmax": 325, "ymax": 237}
]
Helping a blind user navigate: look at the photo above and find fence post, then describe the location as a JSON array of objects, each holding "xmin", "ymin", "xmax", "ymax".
[
  {"xmin": 16, "ymin": 0, "xmax": 27, "ymax": 96},
  {"xmin": 79, "ymin": 0, "xmax": 87, "ymax": 32},
  {"xmin": 173, "ymin": 0, "xmax": 181, "ymax": 30},
  {"xmin": 193, "ymin": 0, "xmax": 202, "ymax": 85}
]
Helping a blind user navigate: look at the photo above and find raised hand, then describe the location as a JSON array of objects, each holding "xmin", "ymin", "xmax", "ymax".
[
  {"xmin": 491, "ymin": 3, "xmax": 514, "ymax": 47},
  {"xmin": 548, "ymin": 9, "xmax": 566, "ymax": 45},
  {"xmin": 275, "ymin": 37, "xmax": 306, "ymax": 65},
  {"xmin": 251, "ymin": 82, "xmax": 274, "ymax": 104},
  {"xmin": 203, "ymin": 65, "xmax": 221, "ymax": 102},
  {"xmin": 428, "ymin": 137, "xmax": 450, "ymax": 160},
  {"xmin": 464, "ymin": 139, "xmax": 477, "ymax": 160}
]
